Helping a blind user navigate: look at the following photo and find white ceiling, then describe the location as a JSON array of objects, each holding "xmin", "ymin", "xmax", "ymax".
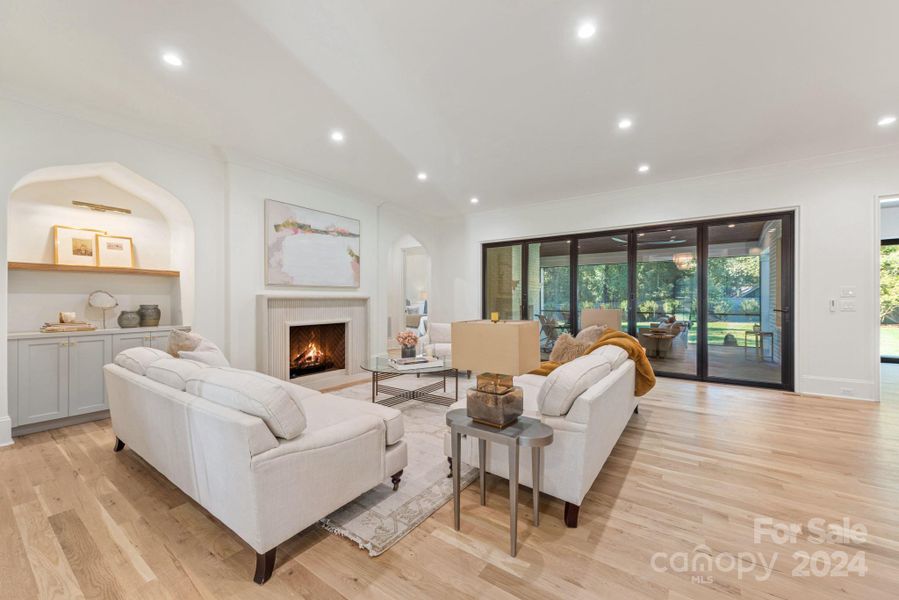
[{"xmin": 2, "ymin": 0, "xmax": 898, "ymax": 217}]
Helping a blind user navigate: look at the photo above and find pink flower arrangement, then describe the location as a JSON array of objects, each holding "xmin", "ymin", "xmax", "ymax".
[{"xmin": 396, "ymin": 330, "xmax": 419, "ymax": 348}]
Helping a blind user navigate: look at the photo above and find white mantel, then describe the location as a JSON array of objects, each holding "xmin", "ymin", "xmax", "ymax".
[{"xmin": 256, "ymin": 294, "xmax": 370, "ymax": 389}]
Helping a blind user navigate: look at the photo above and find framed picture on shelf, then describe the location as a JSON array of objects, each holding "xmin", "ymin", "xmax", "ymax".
[
  {"xmin": 97, "ymin": 235, "xmax": 134, "ymax": 268},
  {"xmin": 54, "ymin": 225, "xmax": 105, "ymax": 266}
]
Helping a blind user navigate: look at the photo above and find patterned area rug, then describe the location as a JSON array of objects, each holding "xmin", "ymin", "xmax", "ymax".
[{"xmin": 318, "ymin": 374, "xmax": 477, "ymax": 556}]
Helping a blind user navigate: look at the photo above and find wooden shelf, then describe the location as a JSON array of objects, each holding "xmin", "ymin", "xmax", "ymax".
[{"xmin": 8, "ymin": 262, "xmax": 180, "ymax": 278}]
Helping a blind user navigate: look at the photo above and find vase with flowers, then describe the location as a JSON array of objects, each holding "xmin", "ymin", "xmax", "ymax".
[{"xmin": 396, "ymin": 330, "xmax": 419, "ymax": 358}]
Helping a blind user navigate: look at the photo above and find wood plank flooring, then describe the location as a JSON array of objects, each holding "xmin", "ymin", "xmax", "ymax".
[{"xmin": 2, "ymin": 377, "xmax": 898, "ymax": 599}]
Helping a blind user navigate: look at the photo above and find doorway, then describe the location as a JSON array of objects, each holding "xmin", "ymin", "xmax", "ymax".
[{"xmin": 482, "ymin": 211, "xmax": 794, "ymax": 390}]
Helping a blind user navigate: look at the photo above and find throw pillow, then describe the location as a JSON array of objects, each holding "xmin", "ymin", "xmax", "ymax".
[
  {"xmin": 114, "ymin": 347, "xmax": 171, "ymax": 376},
  {"xmin": 549, "ymin": 333, "xmax": 591, "ymax": 364},
  {"xmin": 179, "ymin": 337, "xmax": 229, "ymax": 367},
  {"xmin": 186, "ymin": 368, "xmax": 307, "ymax": 439},
  {"xmin": 537, "ymin": 354, "xmax": 613, "ymax": 416},
  {"xmin": 574, "ymin": 324, "xmax": 608, "ymax": 346},
  {"xmin": 166, "ymin": 329, "xmax": 202, "ymax": 357}
]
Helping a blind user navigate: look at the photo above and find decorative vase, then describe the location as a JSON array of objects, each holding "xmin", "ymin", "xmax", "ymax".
[
  {"xmin": 401, "ymin": 345, "xmax": 416, "ymax": 358},
  {"xmin": 118, "ymin": 310, "xmax": 141, "ymax": 328},
  {"xmin": 139, "ymin": 304, "xmax": 161, "ymax": 327}
]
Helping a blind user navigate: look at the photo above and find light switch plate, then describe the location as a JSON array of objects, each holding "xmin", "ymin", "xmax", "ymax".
[
  {"xmin": 840, "ymin": 286, "xmax": 857, "ymax": 298},
  {"xmin": 839, "ymin": 299, "xmax": 857, "ymax": 312}
]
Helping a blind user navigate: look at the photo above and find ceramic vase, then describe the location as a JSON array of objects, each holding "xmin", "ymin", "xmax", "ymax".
[
  {"xmin": 118, "ymin": 310, "xmax": 141, "ymax": 328},
  {"xmin": 139, "ymin": 304, "xmax": 161, "ymax": 327}
]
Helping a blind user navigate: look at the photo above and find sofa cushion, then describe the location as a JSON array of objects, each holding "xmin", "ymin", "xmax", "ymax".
[
  {"xmin": 146, "ymin": 358, "xmax": 208, "ymax": 390},
  {"xmin": 537, "ymin": 354, "xmax": 612, "ymax": 416},
  {"xmin": 179, "ymin": 337, "xmax": 229, "ymax": 367},
  {"xmin": 186, "ymin": 368, "xmax": 307, "ymax": 439},
  {"xmin": 589, "ymin": 345, "xmax": 629, "ymax": 369},
  {"xmin": 114, "ymin": 347, "xmax": 171, "ymax": 376},
  {"xmin": 302, "ymin": 394, "xmax": 404, "ymax": 445}
]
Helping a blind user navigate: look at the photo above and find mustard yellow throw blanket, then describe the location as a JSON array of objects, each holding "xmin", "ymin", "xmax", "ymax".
[{"xmin": 530, "ymin": 330, "xmax": 656, "ymax": 396}]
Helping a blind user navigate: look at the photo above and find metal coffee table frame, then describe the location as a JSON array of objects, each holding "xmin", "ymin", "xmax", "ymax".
[
  {"xmin": 362, "ymin": 355, "xmax": 458, "ymax": 407},
  {"xmin": 446, "ymin": 409, "xmax": 554, "ymax": 557}
]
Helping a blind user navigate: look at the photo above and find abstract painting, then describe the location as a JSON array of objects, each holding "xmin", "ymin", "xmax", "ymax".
[{"xmin": 265, "ymin": 199, "xmax": 361, "ymax": 287}]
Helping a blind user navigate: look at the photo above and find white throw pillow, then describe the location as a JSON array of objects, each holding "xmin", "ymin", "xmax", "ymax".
[
  {"xmin": 428, "ymin": 322, "xmax": 451, "ymax": 344},
  {"xmin": 179, "ymin": 337, "xmax": 229, "ymax": 367},
  {"xmin": 537, "ymin": 354, "xmax": 612, "ymax": 417},
  {"xmin": 589, "ymin": 345, "xmax": 629, "ymax": 369},
  {"xmin": 146, "ymin": 358, "xmax": 208, "ymax": 390},
  {"xmin": 114, "ymin": 347, "xmax": 171, "ymax": 376},
  {"xmin": 186, "ymin": 368, "xmax": 307, "ymax": 439}
]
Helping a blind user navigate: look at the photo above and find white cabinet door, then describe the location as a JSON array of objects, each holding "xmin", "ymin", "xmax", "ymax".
[
  {"xmin": 68, "ymin": 335, "xmax": 112, "ymax": 416},
  {"xmin": 17, "ymin": 338, "xmax": 68, "ymax": 425},
  {"xmin": 8, "ymin": 340, "xmax": 18, "ymax": 427},
  {"xmin": 149, "ymin": 333, "xmax": 170, "ymax": 352},
  {"xmin": 113, "ymin": 332, "xmax": 149, "ymax": 355}
]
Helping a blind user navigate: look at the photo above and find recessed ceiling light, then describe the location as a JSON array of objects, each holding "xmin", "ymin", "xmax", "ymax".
[
  {"xmin": 470, "ymin": 197, "xmax": 479, "ymax": 204},
  {"xmin": 637, "ymin": 164, "xmax": 650, "ymax": 173},
  {"xmin": 161, "ymin": 52, "xmax": 183, "ymax": 67},
  {"xmin": 576, "ymin": 21, "xmax": 597, "ymax": 40},
  {"xmin": 330, "ymin": 130, "xmax": 345, "ymax": 143},
  {"xmin": 618, "ymin": 118, "xmax": 633, "ymax": 130},
  {"xmin": 638, "ymin": 233, "xmax": 645, "ymax": 237},
  {"xmin": 417, "ymin": 172, "xmax": 428, "ymax": 181},
  {"xmin": 878, "ymin": 115, "xmax": 897, "ymax": 127},
  {"xmin": 728, "ymin": 223, "xmax": 736, "ymax": 228}
]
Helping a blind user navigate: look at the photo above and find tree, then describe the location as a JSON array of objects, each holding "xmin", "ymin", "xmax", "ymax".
[{"xmin": 881, "ymin": 245, "xmax": 899, "ymax": 323}]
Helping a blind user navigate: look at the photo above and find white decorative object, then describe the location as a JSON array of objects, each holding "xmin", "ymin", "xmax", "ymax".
[
  {"xmin": 265, "ymin": 199, "xmax": 360, "ymax": 287},
  {"xmin": 88, "ymin": 290, "xmax": 118, "ymax": 329}
]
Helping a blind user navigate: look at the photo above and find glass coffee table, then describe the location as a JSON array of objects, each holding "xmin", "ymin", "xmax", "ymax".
[{"xmin": 360, "ymin": 355, "xmax": 459, "ymax": 407}]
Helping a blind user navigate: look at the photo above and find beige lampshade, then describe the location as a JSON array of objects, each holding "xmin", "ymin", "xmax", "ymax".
[
  {"xmin": 580, "ymin": 308, "xmax": 621, "ymax": 331},
  {"xmin": 451, "ymin": 320, "xmax": 540, "ymax": 375}
]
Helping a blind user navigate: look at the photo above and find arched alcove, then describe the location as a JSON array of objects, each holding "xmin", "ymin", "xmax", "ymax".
[
  {"xmin": 7, "ymin": 162, "xmax": 195, "ymax": 329},
  {"xmin": 387, "ymin": 233, "xmax": 431, "ymax": 339}
]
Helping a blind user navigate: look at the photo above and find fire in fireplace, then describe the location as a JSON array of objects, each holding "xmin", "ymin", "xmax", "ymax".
[{"xmin": 289, "ymin": 322, "xmax": 346, "ymax": 379}]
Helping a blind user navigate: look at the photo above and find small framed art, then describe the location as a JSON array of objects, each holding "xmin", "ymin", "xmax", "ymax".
[
  {"xmin": 54, "ymin": 225, "xmax": 104, "ymax": 266},
  {"xmin": 97, "ymin": 235, "xmax": 135, "ymax": 268}
]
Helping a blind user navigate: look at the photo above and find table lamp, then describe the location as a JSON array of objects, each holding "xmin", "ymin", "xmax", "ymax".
[{"xmin": 451, "ymin": 320, "xmax": 540, "ymax": 428}]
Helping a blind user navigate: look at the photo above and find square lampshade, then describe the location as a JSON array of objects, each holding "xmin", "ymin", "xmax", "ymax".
[{"xmin": 451, "ymin": 320, "xmax": 540, "ymax": 375}]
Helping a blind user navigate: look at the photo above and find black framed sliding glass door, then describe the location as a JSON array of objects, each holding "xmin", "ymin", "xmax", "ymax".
[{"xmin": 481, "ymin": 211, "xmax": 794, "ymax": 390}]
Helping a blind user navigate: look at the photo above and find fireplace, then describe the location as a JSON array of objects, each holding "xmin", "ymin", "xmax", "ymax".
[{"xmin": 289, "ymin": 322, "xmax": 346, "ymax": 379}]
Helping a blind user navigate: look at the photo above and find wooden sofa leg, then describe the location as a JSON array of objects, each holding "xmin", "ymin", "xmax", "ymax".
[
  {"xmin": 391, "ymin": 470, "xmax": 404, "ymax": 491},
  {"xmin": 634, "ymin": 405, "xmax": 639, "ymax": 414},
  {"xmin": 254, "ymin": 548, "xmax": 277, "ymax": 585},
  {"xmin": 564, "ymin": 502, "xmax": 580, "ymax": 528},
  {"xmin": 113, "ymin": 437, "xmax": 125, "ymax": 453},
  {"xmin": 447, "ymin": 456, "xmax": 452, "ymax": 478}
]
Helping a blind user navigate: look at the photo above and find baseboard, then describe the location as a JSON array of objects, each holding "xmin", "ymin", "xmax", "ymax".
[
  {"xmin": 800, "ymin": 375, "xmax": 876, "ymax": 401},
  {"xmin": 0, "ymin": 416, "xmax": 12, "ymax": 447},
  {"xmin": 11, "ymin": 410, "xmax": 110, "ymax": 437}
]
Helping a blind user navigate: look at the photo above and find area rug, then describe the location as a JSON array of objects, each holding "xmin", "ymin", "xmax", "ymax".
[{"xmin": 318, "ymin": 374, "xmax": 477, "ymax": 556}]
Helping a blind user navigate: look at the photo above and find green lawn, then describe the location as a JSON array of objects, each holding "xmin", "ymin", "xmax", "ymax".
[
  {"xmin": 881, "ymin": 325, "xmax": 899, "ymax": 356},
  {"xmin": 637, "ymin": 321, "xmax": 760, "ymax": 346}
]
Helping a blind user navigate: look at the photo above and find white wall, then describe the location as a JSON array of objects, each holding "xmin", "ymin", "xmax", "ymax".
[{"xmin": 436, "ymin": 145, "xmax": 899, "ymax": 401}]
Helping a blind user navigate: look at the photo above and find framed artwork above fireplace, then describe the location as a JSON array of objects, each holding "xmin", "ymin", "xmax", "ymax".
[{"xmin": 265, "ymin": 199, "xmax": 361, "ymax": 287}]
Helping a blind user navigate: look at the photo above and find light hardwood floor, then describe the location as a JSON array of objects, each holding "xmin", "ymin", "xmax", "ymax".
[{"xmin": 2, "ymin": 378, "xmax": 898, "ymax": 599}]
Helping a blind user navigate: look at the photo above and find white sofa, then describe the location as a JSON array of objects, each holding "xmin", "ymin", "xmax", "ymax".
[
  {"xmin": 444, "ymin": 345, "xmax": 638, "ymax": 527},
  {"xmin": 104, "ymin": 352, "xmax": 407, "ymax": 584},
  {"xmin": 421, "ymin": 321, "xmax": 452, "ymax": 359}
]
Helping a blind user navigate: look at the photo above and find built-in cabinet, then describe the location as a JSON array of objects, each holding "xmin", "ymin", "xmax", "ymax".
[{"xmin": 8, "ymin": 326, "xmax": 188, "ymax": 431}]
